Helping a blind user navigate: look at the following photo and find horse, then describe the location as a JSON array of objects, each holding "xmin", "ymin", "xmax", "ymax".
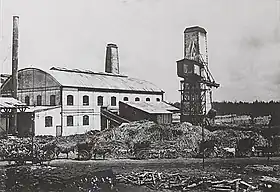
[
  {"xmin": 236, "ymin": 138, "xmax": 255, "ymax": 157},
  {"xmin": 55, "ymin": 145, "xmax": 75, "ymax": 159}
]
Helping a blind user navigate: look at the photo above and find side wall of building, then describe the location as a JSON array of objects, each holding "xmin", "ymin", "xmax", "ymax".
[
  {"xmin": 156, "ymin": 113, "xmax": 172, "ymax": 124},
  {"xmin": 35, "ymin": 107, "xmax": 61, "ymax": 136},
  {"xmin": 1, "ymin": 68, "xmax": 61, "ymax": 106},
  {"xmin": 119, "ymin": 102, "xmax": 156, "ymax": 122},
  {"xmin": 61, "ymin": 87, "xmax": 163, "ymax": 135}
]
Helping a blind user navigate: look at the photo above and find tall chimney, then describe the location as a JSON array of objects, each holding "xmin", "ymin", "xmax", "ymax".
[
  {"xmin": 12, "ymin": 16, "xmax": 19, "ymax": 99},
  {"xmin": 105, "ymin": 43, "xmax": 119, "ymax": 74},
  {"xmin": 10, "ymin": 15, "xmax": 19, "ymax": 135}
]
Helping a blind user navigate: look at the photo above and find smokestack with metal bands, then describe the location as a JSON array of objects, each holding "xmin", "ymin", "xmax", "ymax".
[{"xmin": 105, "ymin": 43, "xmax": 119, "ymax": 74}]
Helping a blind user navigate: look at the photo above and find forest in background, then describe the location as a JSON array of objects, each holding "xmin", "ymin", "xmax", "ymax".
[{"xmin": 171, "ymin": 101, "xmax": 280, "ymax": 117}]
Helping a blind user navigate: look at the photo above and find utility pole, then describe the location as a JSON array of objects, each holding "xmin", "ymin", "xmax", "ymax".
[{"xmin": 10, "ymin": 16, "xmax": 19, "ymax": 135}]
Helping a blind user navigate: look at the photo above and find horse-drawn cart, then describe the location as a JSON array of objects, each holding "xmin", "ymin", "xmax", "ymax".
[
  {"xmin": 76, "ymin": 142, "xmax": 111, "ymax": 160},
  {"xmin": 76, "ymin": 142, "xmax": 93, "ymax": 160}
]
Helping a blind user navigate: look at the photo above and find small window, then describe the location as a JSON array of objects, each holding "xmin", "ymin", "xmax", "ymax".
[
  {"xmin": 25, "ymin": 96, "xmax": 30, "ymax": 105},
  {"xmin": 45, "ymin": 116, "xmax": 53, "ymax": 127},
  {"xmin": 83, "ymin": 115, "xmax": 89, "ymax": 125},
  {"xmin": 97, "ymin": 96, "xmax": 103, "ymax": 106},
  {"xmin": 111, "ymin": 96, "xmax": 116, "ymax": 106},
  {"xmin": 156, "ymin": 98, "xmax": 160, "ymax": 102},
  {"xmin": 67, "ymin": 116, "xmax": 73, "ymax": 126},
  {"xmin": 67, "ymin": 95, "xmax": 73, "ymax": 105},
  {"xmin": 123, "ymin": 97, "xmax": 128, "ymax": 101},
  {"xmin": 135, "ymin": 97, "xmax": 140, "ymax": 101},
  {"xmin": 83, "ymin": 95, "xmax": 89, "ymax": 106},
  {"xmin": 37, "ymin": 95, "xmax": 42, "ymax": 106},
  {"xmin": 50, "ymin": 95, "xmax": 56, "ymax": 106},
  {"xmin": 146, "ymin": 98, "xmax": 150, "ymax": 102}
]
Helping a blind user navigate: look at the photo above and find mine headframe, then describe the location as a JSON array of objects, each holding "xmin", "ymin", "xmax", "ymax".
[{"xmin": 177, "ymin": 26, "xmax": 219, "ymax": 125}]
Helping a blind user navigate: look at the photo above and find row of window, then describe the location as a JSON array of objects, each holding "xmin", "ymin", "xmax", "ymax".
[
  {"xmin": 45, "ymin": 115, "xmax": 89, "ymax": 127},
  {"xmin": 66, "ymin": 115, "xmax": 89, "ymax": 126},
  {"xmin": 67, "ymin": 95, "xmax": 161, "ymax": 106},
  {"xmin": 25, "ymin": 95, "xmax": 56, "ymax": 106},
  {"xmin": 25, "ymin": 94, "xmax": 161, "ymax": 106}
]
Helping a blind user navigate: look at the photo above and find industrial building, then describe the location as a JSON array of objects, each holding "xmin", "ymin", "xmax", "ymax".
[
  {"xmin": 0, "ymin": 44, "xmax": 179, "ymax": 136},
  {"xmin": 1, "ymin": 17, "xmax": 216, "ymax": 137}
]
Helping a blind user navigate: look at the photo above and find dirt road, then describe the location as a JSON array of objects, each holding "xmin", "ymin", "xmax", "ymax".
[
  {"xmin": 49, "ymin": 157, "xmax": 280, "ymax": 171},
  {"xmin": 1, "ymin": 157, "xmax": 280, "ymax": 191},
  {"xmin": 49, "ymin": 157, "xmax": 280, "ymax": 191}
]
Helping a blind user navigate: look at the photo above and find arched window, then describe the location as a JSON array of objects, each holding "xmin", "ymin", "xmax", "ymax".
[
  {"xmin": 50, "ymin": 95, "xmax": 56, "ymax": 106},
  {"xmin": 135, "ymin": 97, "xmax": 140, "ymax": 101},
  {"xmin": 123, "ymin": 97, "xmax": 128, "ymax": 101},
  {"xmin": 83, "ymin": 95, "xmax": 89, "ymax": 106},
  {"xmin": 97, "ymin": 96, "xmax": 103, "ymax": 106},
  {"xmin": 45, "ymin": 116, "xmax": 53, "ymax": 127},
  {"xmin": 146, "ymin": 98, "xmax": 150, "ymax": 102},
  {"xmin": 156, "ymin": 98, "xmax": 160, "ymax": 102},
  {"xmin": 67, "ymin": 116, "xmax": 73, "ymax": 126},
  {"xmin": 83, "ymin": 115, "xmax": 89, "ymax": 125},
  {"xmin": 67, "ymin": 95, "xmax": 73, "ymax": 105},
  {"xmin": 111, "ymin": 96, "xmax": 116, "ymax": 106},
  {"xmin": 37, "ymin": 95, "xmax": 42, "ymax": 106},
  {"xmin": 25, "ymin": 96, "xmax": 30, "ymax": 106}
]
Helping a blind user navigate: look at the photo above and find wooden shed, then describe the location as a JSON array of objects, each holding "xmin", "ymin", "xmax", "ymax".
[{"xmin": 119, "ymin": 101, "xmax": 179, "ymax": 124}]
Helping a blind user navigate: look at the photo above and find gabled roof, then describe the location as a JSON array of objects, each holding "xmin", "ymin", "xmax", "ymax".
[
  {"xmin": 48, "ymin": 67, "xmax": 163, "ymax": 93},
  {"xmin": 120, "ymin": 101, "xmax": 179, "ymax": 114}
]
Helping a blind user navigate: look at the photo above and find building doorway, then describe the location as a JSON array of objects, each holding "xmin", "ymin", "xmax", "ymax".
[{"xmin": 56, "ymin": 125, "xmax": 62, "ymax": 136}]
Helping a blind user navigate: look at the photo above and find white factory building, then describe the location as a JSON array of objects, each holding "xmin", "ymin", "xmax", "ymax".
[{"xmin": 0, "ymin": 44, "xmax": 178, "ymax": 136}]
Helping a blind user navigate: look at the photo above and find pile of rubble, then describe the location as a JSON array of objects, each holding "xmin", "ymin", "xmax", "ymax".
[
  {"xmin": 210, "ymin": 129, "xmax": 267, "ymax": 148},
  {"xmin": 0, "ymin": 120, "xmax": 270, "ymax": 161},
  {"xmin": 116, "ymin": 170, "xmax": 261, "ymax": 191},
  {"xmin": 0, "ymin": 136, "xmax": 33, "ymax": 162},
  {"xmin": 89, "ymin": 120, "xmax": 269, "ymax": 159},
  {"xmin": 90, "ymin": 121, "xmax": 213, "ymax": 159}
]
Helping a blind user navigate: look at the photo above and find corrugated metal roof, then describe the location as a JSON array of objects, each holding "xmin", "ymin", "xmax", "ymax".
[
  {"xmin": 0, "ymin": 97, "xmax": 27, "ymax": 109},
  {"xmin": 121, "ymin": 101, "xmax": 179, "ymax": 114},
  {"xmin": 48, "ymin": 67, "xmax": 163, "ymax": 93}
]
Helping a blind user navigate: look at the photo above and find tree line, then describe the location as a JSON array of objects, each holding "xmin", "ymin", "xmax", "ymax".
[{"xmin": 171, "ymin": 101, "xmax": 280, "ymax": 117}]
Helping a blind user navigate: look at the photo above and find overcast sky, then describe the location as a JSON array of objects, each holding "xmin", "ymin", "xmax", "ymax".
[{"xmin": 0, "ymin": 0, "xmax": 280, "ymax": 102}]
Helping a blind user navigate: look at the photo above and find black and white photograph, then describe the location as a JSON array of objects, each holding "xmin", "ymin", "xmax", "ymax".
[{"xmin": 0, "ymin": 0, "xmax": 280, "ymax": 191}]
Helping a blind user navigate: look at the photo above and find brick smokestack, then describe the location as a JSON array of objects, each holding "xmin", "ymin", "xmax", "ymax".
[
  {"xmin": 12, "ymin": 16, "xmax": 19, "ymax": 99},
  {"xmin": 105, "ymin": 43, "xmax": 119, "ymax": 74},
  {"xmin": 10, "ymin": 15, "xmax": 19, "ymax": 135}
]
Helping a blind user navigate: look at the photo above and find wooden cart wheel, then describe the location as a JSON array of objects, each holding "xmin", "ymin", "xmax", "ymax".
[
  {"xmin": 136, "ymin": 150, "xmax": 147, "ymax": 160},
  {"xmin": 45, "ymin": 150, "xmax": 55, "ymax": 160},
  {"xmin": 79, "ymin": 150, "xmax": 92, "ymax": 160}
]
